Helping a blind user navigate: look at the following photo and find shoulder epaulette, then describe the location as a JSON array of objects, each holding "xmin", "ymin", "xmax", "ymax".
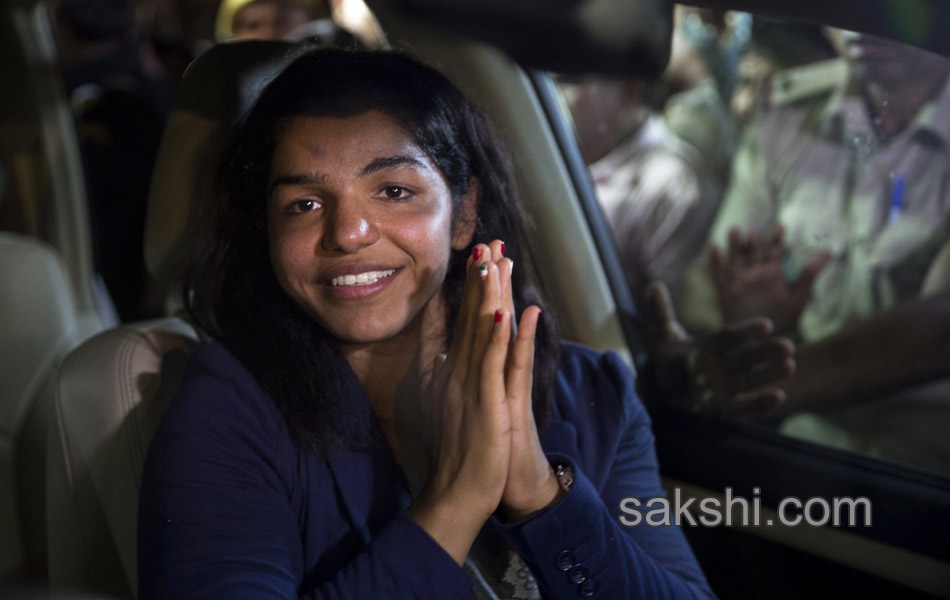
[{"xmin": 767, "ymin": 58, "xmax": 848, "ymax": 107}]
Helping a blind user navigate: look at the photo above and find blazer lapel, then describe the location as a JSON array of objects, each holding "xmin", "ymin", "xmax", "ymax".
[{"xmin": 325, "ymin": 369, "xmax": 412, "ymax": 544}]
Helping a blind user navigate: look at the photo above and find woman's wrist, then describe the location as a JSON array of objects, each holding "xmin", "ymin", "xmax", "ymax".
[
  {"xmin": 405, "ymin": 488, "xmax": 492, "ymax": 565},
  {"xmin": 503, "ymin": 467, "xmax": 567, "ymax": 522}
]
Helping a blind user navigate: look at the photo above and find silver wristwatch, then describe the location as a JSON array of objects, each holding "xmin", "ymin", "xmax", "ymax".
[{"xmin": 554, "ymin": 464, "xmax": 574, "ymax": 492}]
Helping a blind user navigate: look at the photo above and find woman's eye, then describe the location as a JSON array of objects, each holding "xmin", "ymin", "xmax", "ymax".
[
  {"xmin": 383, "ymin": 186, "xmax": 409, "ymax": 200},
  {"xmin": 287, "ymin": 198, "xmax": 320, "ymax": 213}
]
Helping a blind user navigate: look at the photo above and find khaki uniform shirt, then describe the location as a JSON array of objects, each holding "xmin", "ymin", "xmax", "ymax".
[{"xmin": 703, "ymin": 60, "xmax": 950, "ymax": 341}]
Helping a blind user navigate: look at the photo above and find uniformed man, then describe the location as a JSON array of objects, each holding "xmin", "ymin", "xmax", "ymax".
[
  {"xmin": 688, "ymin": 31, "xmax": 950, "ymax": 340},
  {"xmin": 671, "ymin": 29, "xmax": 950, "ymax": 473}
]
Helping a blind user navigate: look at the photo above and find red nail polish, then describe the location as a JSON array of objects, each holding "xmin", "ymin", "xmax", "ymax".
[
  {"xmin": 494, "ymin": 310, "xmax": 503, "ymax": 323},
  {"xmin": 473, "ymin": 247, "xmax": 482, "ymax": 261},
  {"xmin": 500, "ymin": 241, "xmax": 505, "ymax": 257}
]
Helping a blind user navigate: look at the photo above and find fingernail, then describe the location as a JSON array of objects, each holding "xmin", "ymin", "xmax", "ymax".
[
  {"xmin": 473, "ymin": 246, "xmax": 482, "ymax": 261},
  {"xmin": 479, "ymin": 264, "xmax": 488, "ymax": 279},
  {"xmin": 500, "ymin": 241, "xmax": 505, "ymax": 256},
  {"xmin": 509, "ymin": 260, "xmax": 514, "ymax": 276},
  {"xmin": 494, "ymin": 309, "xmax": 503, "ymax": 323}
]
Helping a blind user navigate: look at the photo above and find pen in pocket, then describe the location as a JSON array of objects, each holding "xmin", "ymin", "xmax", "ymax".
[{"xmin": 888, "ymin": 174, "xmax": 905, "ymax": 223}]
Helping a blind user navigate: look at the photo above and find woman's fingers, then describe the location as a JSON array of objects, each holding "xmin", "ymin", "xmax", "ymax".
[
  {"xmin": 445, "ymin": 247, "xmax": 480, "ymax": 369},
  {"xmin": 454, "ymin": 245, "xmax": 488, "ymax": 341},
  {"xmin": 443, "ymin": 238, "xmax": 520, "ymax": 397},
  {"xmin": 465, "ymin": 259, "xmax": 503, "ymax": 387},
  {"xmin": 507, "ymin": 306, "xmax": 540, "ymax": 406},
  {"xmin": 486, "ymin": 240, "xmax": 515, "ymax": 322},
  {"xmin": 501, "ymin": 260, "xmax": 516, "ymax": 336},
  {"xmin": 457, "ymin": 240, "xmax": 514, "ymax": 388},
  {"xmin": 487, "ymin": 239, "xmax": 505, "ymax": 263},
  {"xmin": 451, "ymin": 243, "xmax": 497, "ymax": 382},
  {"xmin": 485, "ymin": 240, "xmax": 518, "ymax": 375},
  {"xmin": 500, "ymin": 306, "xmax": 558, "ymax": 520},
  {"xmin": 479, "ymin": 308, "xmax": 512, "ymax": 407}
]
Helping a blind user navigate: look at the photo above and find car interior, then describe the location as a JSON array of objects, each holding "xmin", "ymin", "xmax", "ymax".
[{"xmin": 1, "ymin": 0, "xmax": 949, "ymax": 598}]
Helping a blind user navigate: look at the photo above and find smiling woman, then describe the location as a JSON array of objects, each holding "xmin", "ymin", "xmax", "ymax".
[
  {"xmin": 136, "ymin": 48, "xmax": 716, "ymax": 599},
  {"xmin": 266, "ymin": 111, "xmax": 465, "ymax": 345}
]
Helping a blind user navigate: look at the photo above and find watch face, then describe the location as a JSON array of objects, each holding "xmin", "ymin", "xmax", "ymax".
[{"xmin": 556, "ymin": 464, "xmax": 575, "ymax": 491}]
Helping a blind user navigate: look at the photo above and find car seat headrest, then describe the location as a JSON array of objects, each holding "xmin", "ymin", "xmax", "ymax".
[{"xmin": 144, "ymin": 39, "xmax": 314, "ymax": 287}]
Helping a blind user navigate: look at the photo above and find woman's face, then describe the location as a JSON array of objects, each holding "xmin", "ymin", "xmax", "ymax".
[{"xmin": 267, "ymin": 111, "xmax": 473, "ymax": 346}]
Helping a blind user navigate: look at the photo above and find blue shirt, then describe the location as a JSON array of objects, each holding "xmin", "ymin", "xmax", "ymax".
[{"xmin": 138, "ymin": 342, "xmax": 715, "ymax": 599}]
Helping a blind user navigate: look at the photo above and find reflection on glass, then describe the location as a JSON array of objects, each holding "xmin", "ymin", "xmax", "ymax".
[{"xmin": 558, "ymin": 5, "xmax": 950, "ymax": 475}]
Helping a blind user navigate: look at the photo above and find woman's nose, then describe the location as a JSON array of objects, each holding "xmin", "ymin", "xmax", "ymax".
[{"xmin": 321, "ymin": 198, "xmax": 379, "ymax": 253}]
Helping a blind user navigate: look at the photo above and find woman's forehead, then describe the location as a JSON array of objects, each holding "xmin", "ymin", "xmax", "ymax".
[
  {"xmin": 274, "ymin": 112, "xmax": 423, "ymax": 157},
  {"xmin": 268, "ymin": 112, "xmax": 449, "ymax": 185}
]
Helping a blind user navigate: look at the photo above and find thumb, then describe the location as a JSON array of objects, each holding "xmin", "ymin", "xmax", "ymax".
[{"xmin": 645, "ymin": 280, "xmax": 688, "ymax": 343}]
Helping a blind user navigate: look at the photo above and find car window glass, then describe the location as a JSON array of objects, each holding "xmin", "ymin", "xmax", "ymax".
[{"xmin": 555, "ymin": 4, "xmax": 950, "ymax": 477}]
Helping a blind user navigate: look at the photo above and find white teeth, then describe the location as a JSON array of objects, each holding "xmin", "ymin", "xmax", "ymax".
[{"xmin": 330, "ymin": 269, "xmax": 395, "ymax": 287}]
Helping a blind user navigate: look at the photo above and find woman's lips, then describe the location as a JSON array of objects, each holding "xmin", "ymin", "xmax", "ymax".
[
  {"xmin": 330, "ymin": 268, "xmax": 396, "ymax": 287},
  {"xmin": 322, "ymin": 266, "xmax": 400, "ymax": 300}
]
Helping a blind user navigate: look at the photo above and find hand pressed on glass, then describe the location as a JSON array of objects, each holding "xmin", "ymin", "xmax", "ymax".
[
  {"xmin": 710, "ymin": 226, "xmax": 832, "ymax": 336},
  {"xmin": 644, "ymin": 280, "xmax": 795, "ymax": 417}
]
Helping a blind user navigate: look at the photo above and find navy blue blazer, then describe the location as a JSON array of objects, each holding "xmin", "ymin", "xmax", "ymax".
[{"xmin": 138, "ymin": 342, "xmax": 714, "ymax": 599}]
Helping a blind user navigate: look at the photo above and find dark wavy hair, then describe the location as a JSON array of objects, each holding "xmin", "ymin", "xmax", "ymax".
[{"xmin": 186, "ymin": 48, "xmax": 561, "ymax": 455}]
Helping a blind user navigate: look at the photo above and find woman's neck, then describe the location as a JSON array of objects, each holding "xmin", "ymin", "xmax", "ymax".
[
  {"xmin": 338, "ymin": 293, "xmax": 449, "ymax": 463},
  {"xmin": 344, "ymin": 338, "xmax": 427, "ymax": 416}
]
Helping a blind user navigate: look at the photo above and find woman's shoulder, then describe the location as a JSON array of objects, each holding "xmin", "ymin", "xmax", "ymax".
[
  {"xmin": 159, "ymin": 342, "xmax": 286, "ymax": 442},
  {"xmin": 184, "ymin": 341, "xmax": 256, "ymax": 382},
  {"xmin": 179, "ymin": 342, "xmax": 280, "ymax": 403},
  {"xmin": 141, "ymin": 344, "xmax": 304, "ymax": 554},
  {"xmin": 557, "ymin": 341, "xmax": 636, "ymax": 394},
  {"xmin": 555, "ymin": 341, "xmax": 646, "ymax": 426}
]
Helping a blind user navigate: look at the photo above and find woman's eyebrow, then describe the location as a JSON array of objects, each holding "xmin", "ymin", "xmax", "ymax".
[
  {"xmin": 268, "ymin": 156, "xmax": 428, "ymax": 194},
  {"xmin": 359, "ymin": 155, "xmax": 428, "ymax": 177},
  {"xmin": 269, "ymin": 172, "xmax": 328, "ymax": 194}
]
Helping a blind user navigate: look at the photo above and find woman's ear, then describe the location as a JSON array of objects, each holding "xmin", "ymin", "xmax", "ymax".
[{"xmin": 450, "ymin": 178, "xmax": 479, "ymax": 250}]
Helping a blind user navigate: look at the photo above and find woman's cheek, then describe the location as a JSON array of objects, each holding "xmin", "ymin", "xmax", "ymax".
[{"xmin": 270, "ymin": 231, "xmax": 312, "ymax": 289}]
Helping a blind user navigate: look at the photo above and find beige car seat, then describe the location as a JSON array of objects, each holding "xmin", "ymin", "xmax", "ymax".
[
  {"xmin": 0, "ymin": 234, "xmax": 85, "ymax": 583},
  {"xmin": 45, "ymin": 40, "xmax": 311, "ymax": 598},
  {"xmin": 1, "ymin": 2, "xmax": 113, "ymax": 587}
]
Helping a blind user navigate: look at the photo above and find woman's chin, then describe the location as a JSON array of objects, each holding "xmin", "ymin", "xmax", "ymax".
[{"xmin": 324, "ymin": 320, "xmax": 409, "ymax": 348}]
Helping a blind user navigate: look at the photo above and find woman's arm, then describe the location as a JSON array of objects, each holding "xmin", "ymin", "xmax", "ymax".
[
  {"xmin": 493, "ymin": 349, "xmax": 717, "ymax": 599},
  {"xmin": 462, "ymin": 239, "xmax": 715, "ymax": 598}
]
